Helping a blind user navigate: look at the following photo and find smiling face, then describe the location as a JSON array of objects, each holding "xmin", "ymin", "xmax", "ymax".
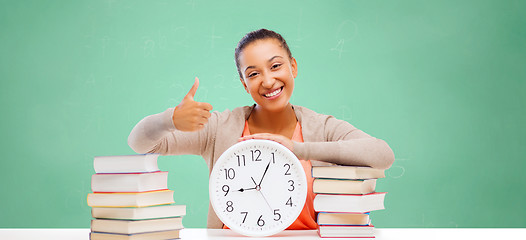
[{"xmin": 238, "ymin": 38, "xmax": 298, "ymax": 112}]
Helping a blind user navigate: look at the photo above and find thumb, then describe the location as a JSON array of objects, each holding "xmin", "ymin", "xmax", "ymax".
[{"xmin": 185, "ymin": 77, "xmax": 199, "ymax": 100}]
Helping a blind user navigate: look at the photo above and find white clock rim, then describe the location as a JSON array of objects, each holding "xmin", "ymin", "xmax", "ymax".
[{"xmin": 209, "ymin": 139, "xmax": 308, "ymax": 237}]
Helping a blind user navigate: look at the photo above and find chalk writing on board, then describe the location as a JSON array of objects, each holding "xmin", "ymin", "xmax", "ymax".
[
  {"xmin": 388, "ymin": 166, "xmax": 405, "ymax": 179},
  {"xmin": 142, "ymin": 36, "xmax": 156, "ymax": 57},
  {"xmin": 209, "ymin": 25, "xmax": 222, "ymax": 49},
  {"xmin": 101, "ymin": 36, "xmax": 111, "ymax": 58},
  {"xmin": 168, "ymin": 82, "xmax": 186, "ymax": 101},
  {"xmin": 330, "ymin": 19, "xmax": 358, "ymax": 59},
  {"xmin": 331, "ymin": 39, "xmax": 345, "ymax": 59},
  {"xmin": 337, "ymin": 19, "xmax": 358, "ymax": 40},
  {"xmin": 186, "ymin": 0, "xmax": 197, "ymax": 9},
  {"xmin": 158, "ymin": 30, "xmax": 168, "ymax": 50},
  {"xmin": 172, "ymin": 26, "xmax": 190, "ymax": 48},
  {"xmin": 293, "ymin": 8, "xmax": 305, "ymax": 49},
  {"xmin": 120, "ymin": 41, "xmax": 132, "ymax": 58},
  {"xmin": 84, "ymin": 74, "xmax": 96, "ymax": 88},
  {"xmin": 212, "ymin": 74, "xmax": 226, "ymax": 90},
  {"xmin": 214, "ymin": 73, "xmax": 245, "ymax": 93},
  {"xmin": 388, "ymin": 158, "xmax": 408, "ymax": 179}
]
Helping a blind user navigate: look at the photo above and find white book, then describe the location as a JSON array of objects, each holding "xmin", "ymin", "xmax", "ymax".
[
  {"xmin": 313, "ymin": 192, "xmax": 386, "ymax": 213},
  {"xmin": 94, "ymin": 154, "xmax": 160, "ymax": 173},
  {"xmin": 90, "ymin": 229, "xmax": 180, "ymax": 240},
  {"xmin": 91, "ymin": 171, "xmax": 168, "ymax": 192},
  {"xmin": 92, "ymin": 204, "xmax": 186, "ymax": 220},
  {"xmin": 87, "ymin": 190, "xmax": 174, "ymax": 208},
  {"xmin": 91, "ymin": 217, "xmax": 183, "ymax": 234},
  {"xmin": 312, "ymin": 166, "xmax": 385, "ymax": 179},
  {"xmin": 313, "ymin": 179, "xmax": 376, "ymax": 194},
  {"xmin": 317, "ymin": 212, "xmax": 370, "ymax": 226},
  {"xmin": 318, "ymin": 225, "xmax": 375, "ymax": 238}
]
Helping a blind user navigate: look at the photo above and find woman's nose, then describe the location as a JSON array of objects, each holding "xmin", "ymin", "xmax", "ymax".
[{"xmin": 261, "ymin": 74, "xmax": 275, "ymax": 88}]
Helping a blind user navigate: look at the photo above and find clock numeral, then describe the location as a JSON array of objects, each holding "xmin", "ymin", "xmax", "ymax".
[
  {"xmin": 271, "ymin": 152, "xmax": 275, "ymax": 164},
  {"xmin": 286, "ymin": 197, "xmax": 293, "ymax": 207},
  {"xmin": 240, "ymin": 211, "xmax": 248, "ymax": 223},
  {"xmin": 223, "ymin": 168, "xmax": 235, "ymax": 180},
  {"xmin": 273, "ymin": 209, "xmax": 281, "ymax": 221},
  {"xmin": 283, "ymin": 164, "xmax": 291, "ymax": 175},
  {"xmin": 226, "ymin": 201, "xmax": 234, "ymax": 212},
  {"xmin": 257, "ymin": 215, "xmax": 265, "ymax": 227},
  {"xmin": 222, "ymin": 185, "xmax": 229, "ymax": 196},
  {"xmin": 236, "ymin": 154, "xmax": 246, "ymax": 167},
  {"xmin": 288, "ymin": 180, "xmax": 295, "ymax": 191},
  {"xmin": 251, "ymin": 149, "xmax": 262, "ymax": 161}
]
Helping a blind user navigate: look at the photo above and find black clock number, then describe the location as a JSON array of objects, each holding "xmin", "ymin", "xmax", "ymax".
[
  {"xmin": 271, "ymin": 152, "xmax": 275, "ymax": 164},
  {"xmin": 283, "ymin": 164, "xmax": 291, "ymax": 175},
  {"xmin": 286, "ymin": 197, "xmax": 293, "ymax": 207},
  {"xmin": 223, "ymin": 168, "xmax": 235, "ymax": 180},
  {"xmin": 222, "ymin": 185, "xmax": 229, "ymax": 196},
  {"xmin": 226, "ymin": 201, "xmax": 234, "ymax": 212},
  {"xmin": 236, "ymin": 154, "xmax": 246, "ymax": 167},
  {"xmin": 274, "ymin": 209, "xmax": 281, "ymax": 221},
  {"xmin": 251, "ymin": 149, "xmax": 262, "ymax": 161},
  {"xmin": 257, "ymin": 215, "xmax": 265, "ymax": 226},
  {"xmin": 240, "ymin": 211, "xmax": 248, "ymax": 223},
  {"xmin": 288, "ymin": 180, "xmax": 295, "ymax": 191}
]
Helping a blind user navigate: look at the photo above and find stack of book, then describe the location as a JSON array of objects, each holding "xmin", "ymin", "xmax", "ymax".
[
  {"xmin": 87, "ymin": 154, "xmax": 186, "ymax": 240},
  {"xmin": 312, "ymin": 166, "xmax": 386, "ymax": 238}
]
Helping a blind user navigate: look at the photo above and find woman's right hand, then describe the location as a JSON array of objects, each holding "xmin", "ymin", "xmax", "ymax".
[{"xmin": 172, "ymin": 77, "xmax": 213, "ymax": 131}]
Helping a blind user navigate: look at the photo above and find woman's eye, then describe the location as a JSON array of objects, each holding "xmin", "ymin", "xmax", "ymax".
[
  {"xmin": 271, "ymin": 64, "xmax": 282, "ymax": 69},
  {"xmin": 248, "ymin": 72, "xmax": 258, "ymax": 78}
]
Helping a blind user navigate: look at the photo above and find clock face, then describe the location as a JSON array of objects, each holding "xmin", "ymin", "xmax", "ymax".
[{"xmin": 209, "ymin": 139, "xmax": 307, "ymax": 237}]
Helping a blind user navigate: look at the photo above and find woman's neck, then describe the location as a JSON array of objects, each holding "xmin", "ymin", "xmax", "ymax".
[{"xmin": 248, "ymin": 104, "xmax": 297, "ymax": 135}]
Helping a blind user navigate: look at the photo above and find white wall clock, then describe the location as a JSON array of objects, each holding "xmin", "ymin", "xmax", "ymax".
[{"xmin": 209, "ymin": 139, "xmax": 308, "ymax": 237}]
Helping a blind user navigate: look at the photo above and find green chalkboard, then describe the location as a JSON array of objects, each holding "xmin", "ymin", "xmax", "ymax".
[{"xmin": 1, "ymin": 0, "xmax": 525, "ymax": 228}]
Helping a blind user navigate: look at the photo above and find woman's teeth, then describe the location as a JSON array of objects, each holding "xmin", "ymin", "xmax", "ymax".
[{"xmin": 264, "ymin": 87, "xmax": 282, "ymax": 98}]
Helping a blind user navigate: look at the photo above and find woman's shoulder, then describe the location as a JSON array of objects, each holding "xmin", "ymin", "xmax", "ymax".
[
  {"xmin": 293, "ymin": 104, "xmax": 357, "ymax": 140},
  {"xmin": 292, "ymin": 105, "xmax": 334, "ymax": 122}
]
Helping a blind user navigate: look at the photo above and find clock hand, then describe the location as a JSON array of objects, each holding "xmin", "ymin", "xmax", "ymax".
[
  {"xmin": 258, "ymin": 191, "xmax": 274, "ymax": 213},
  {"xmin": 258, "ymin": 160, "xmax": 272, "ymax": 187},
  {"xmin": 236, "ymin": 177, "xmax": 259, "ymax": 192},
  {"xmin": 236, "ymin": 187, "xmax": 257, "ymax": 192}
]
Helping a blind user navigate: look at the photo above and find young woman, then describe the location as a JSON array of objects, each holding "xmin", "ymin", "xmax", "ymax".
[{"xmin": 128, "ymin": 29, "xmax": 394, "ymax": 229}]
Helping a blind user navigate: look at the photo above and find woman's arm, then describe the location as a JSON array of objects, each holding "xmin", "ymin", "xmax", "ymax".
[
  {"xmin": 239, "ymin": 115, "xmax": 395, "ymax": 169},
  {"xmin": 294, "ymin": 116, "xmax": 394, "ymax": 169},
  {"xmin": 128, "ymin": 77, "xmax": 214, "ymax": 155},
  {"xmin": 128, "ymin": 107, "xmax": 211, "ymax": 156},
  {"xmin": 293, "ymin": 137, "xmax": 394, "ymax": 169}
]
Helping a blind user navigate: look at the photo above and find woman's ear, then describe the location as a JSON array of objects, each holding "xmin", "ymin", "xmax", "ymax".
[
  {"xmin": 240, "ymin": 78, "xmax": 249, "ymax": 94},
  {"xmin": 290, "ymin": 57, "xmax": 298, "ymax": 78}
]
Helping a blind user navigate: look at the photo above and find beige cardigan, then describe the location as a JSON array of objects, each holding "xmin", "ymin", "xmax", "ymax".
[{"xmin": 128, "ymin": 105, "xmax": 394, "ymax": 228}]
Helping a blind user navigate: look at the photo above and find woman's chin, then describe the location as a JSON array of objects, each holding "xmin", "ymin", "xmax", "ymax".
[{"xmin": 255, "ymin": 98, "xmax": 291, "ymax": 112}]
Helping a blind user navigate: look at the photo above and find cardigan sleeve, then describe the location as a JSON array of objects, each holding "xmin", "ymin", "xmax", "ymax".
[
  {"xmin": 293, "ymin": 113, "xmax": 395, "ymax": 170},
  {"xmin": 127, "ymin": 107, "xmax": 216, "ymax": 157}
]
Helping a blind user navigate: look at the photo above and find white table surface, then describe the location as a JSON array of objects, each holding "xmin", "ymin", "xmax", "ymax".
[{"xmin": 0, "ymin": 228, "xmax": 524, "ymax": 240}]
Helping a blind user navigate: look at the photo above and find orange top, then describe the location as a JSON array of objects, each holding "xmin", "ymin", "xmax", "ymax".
[{"xmin": 223, "ymin": 121, "xmax": 318, "ymax": 230}]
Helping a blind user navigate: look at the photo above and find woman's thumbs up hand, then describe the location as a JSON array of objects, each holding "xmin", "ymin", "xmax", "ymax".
[{"xmin": 172, "ymin": 77, "xmax": 213, "ymax": 131}]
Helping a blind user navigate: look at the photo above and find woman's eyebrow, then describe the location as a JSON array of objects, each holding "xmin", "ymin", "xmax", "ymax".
[
  {"xmin": 244, "ymin": 65, "xmax": 256, "ymax": 73},
  {"xmin": 268, "ymin": 56, "xmax": 283, "ymax": 62}
]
